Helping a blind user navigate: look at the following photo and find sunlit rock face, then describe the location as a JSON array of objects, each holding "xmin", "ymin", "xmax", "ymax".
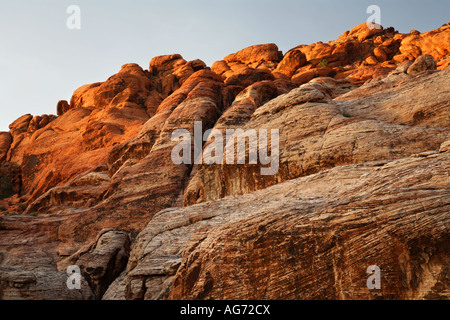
[{"xmin": 1, "ymin": 22, "xmax": 449, "ymax": 300}]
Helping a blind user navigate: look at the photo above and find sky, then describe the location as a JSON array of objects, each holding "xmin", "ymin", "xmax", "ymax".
[{"xmin": 0, "ymin": 0, "xmax": 449, "ymax": 132}]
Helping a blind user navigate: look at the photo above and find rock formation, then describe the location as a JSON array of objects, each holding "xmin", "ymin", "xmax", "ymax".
[
  {"xmin": 113, "ymin": 150, "xmax": 449, "ymax": 300},
  {"xmin": 0, "ymin": 22, "xmax": 449, "ymax": 300}
]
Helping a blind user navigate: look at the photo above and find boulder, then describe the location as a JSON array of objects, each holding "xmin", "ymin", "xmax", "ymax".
[
  {"xmin": 224, "ymin": 43, "xmax": 282, "ymax": 70},
  {"xmin": 9, "ymin": 114, "xmax": 33, "ymax": 138},
  {"xmin": 57, "ymin": 229, "xmax": 131, "ymax": 299},
  {"xmin": 275, "ymin": 49, "xmax": 307, "ymax": 77},
  {"xmin": 57, "ymin": 100, "xmax": 71, "ymax": 116},
  {"xmin": 407, "ymin": 54, "xmax": 437, "ymax": 76},
  {"xmin": 348, "ymin": 22, "xmax": 384, "ymax": 42}
]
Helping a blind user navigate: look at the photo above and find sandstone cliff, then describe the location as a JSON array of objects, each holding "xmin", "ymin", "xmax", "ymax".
[{"xmin": 0, "ymin": 22, "xmax": 449, "ymax": 300}]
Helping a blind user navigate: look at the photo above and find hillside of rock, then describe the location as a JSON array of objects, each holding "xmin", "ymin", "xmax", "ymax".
[{"xmin": 0, "ymin": 22, "xmax": 449, "ymax": 300}]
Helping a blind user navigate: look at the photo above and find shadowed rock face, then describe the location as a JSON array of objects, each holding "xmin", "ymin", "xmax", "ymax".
[
  {"xmin": 0, "ymin": 22, "xmax": 449, "ymax": 300},
  {"xmin": 57, "ymin": 229, "xmax": 131, "ymax": 299},
  {"xmin": 0, "ymin": 132, "xmax": 12, "ymax": 163}
]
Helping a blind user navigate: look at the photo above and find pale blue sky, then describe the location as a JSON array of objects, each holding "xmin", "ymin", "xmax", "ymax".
[{"xmin": 1, "ymin": 0, "xmax": 449, "ymax": 131}]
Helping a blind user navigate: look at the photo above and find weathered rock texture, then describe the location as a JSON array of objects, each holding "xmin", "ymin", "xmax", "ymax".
[
  {"xmin": 175, "ymin": 152, "xmax": 449, "ymax": 300},
  {"xmin": 184, "ymin": 68, "xmax": 450, "ymax": 205},
  {"xmin": 0, "ymin": 214, "xmax": 94, "ymax": 300},
  {"xmin": 57, "ymin": 229, "xmax": 130, "ymax": 299},
  {"xmin": 0, "ymin": 22, "xmax": 449, "ymax": 300},
  {"xmin": 114, "ymin": 150, "xmax": 449, "ymax": 300}
]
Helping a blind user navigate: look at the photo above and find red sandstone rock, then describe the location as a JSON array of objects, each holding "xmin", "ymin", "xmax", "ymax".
[
  {"xmin": 0, "ymin": 162, "xmax": 21, "ymax": 200},
  {"xmin": 8, "ymin": 114, "xmax": 33, "ymax": 138},
  {"xmin": 56, "ymin": 100, "xmax": 71, "ymax": 116},
  {"xmin": 292, "ymin": 67, "xmax": 336, "ymax": 85},
  {"xmin": 1, "ymin": 22, "xmax": 450, "ymax": 301},
  {"xmin": 274, "ymin": 49, "xmax": 307, "ymax": 77},
  {"xmin": 183, "ymin": 68, "xmax": 450, "ymax": 206},
  {"xmin": 348, "ymin": 22, "xmax": 384, "ymax": 42},
  {"xmin": 224, "ymin": 43, "xmax": 282, "ymax": 70},
  {"xmin": 0, "ymin": 132, "xmax": 12, "ymax": 163}
]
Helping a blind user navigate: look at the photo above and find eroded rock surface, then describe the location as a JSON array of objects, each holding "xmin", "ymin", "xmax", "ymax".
[
  {"xmin": 184, "ymin": 68, "xmax": 450, "ymax": 205},
  {"xmin": 0, "ymin": 22, "xmax": 449, "ymax": 300},
  {"xmin": 57, "ymin": 229, "xmax": 130, "ymax": 299},
  {"xmin": 107, "ymin": 150, "xmax": 450, "ymax": 300}
]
